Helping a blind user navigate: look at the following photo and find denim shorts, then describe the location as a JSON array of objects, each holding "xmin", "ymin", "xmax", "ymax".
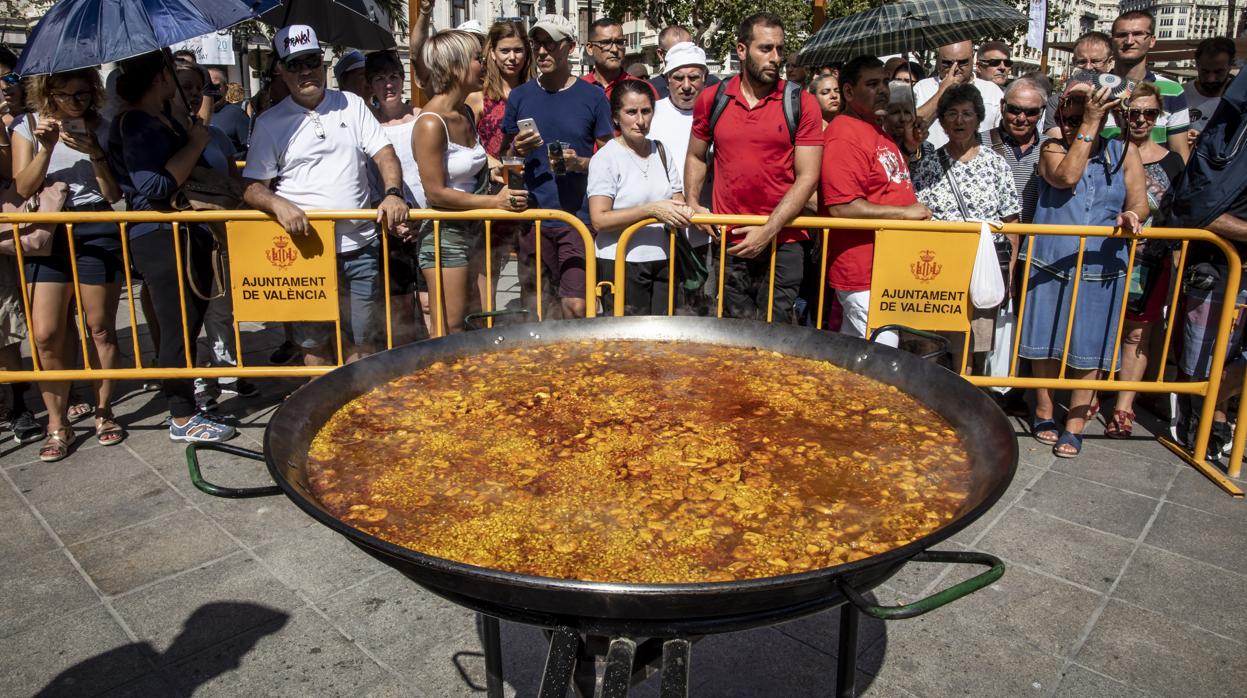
[{"xmin": 294, "ymin": 238, "xmax": 382, "ymax": 350}]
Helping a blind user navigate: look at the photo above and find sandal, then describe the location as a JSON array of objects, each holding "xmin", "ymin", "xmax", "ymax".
[
  {"xmin": 1054, "ymin": 431, "xmax": 1084, "ymax": 459},
  {"xmin": 1104, "ymin": 409, "xmax": 1135, "ymax": 439},
  {"xmin": 67, "ymin": 402, "xmax": 93, "ymax": 421},
  {"xmin": 38, "ymin": 427, "xmax": 74, "ymax": 463},
  {"xmin": 1031, "ymin": 418, "xmax": 1061, "ymax": 446},
  {"xmin": 94, "ymin": 411, "xmax": 126, "ymax": 446}
]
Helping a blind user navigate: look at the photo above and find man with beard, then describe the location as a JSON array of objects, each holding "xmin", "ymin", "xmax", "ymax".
[
  {"xmin": 582, "ymin": 18, "xmax": 648, "ymax": 99},
  {"xmin": 649, "ymin": 26, "xmax": 719, "ymax": 99},
  {"xmin": 822, "ymin": 55, "xmax": 930, "ymax": 343},
  {"xmin": 243, "ymin": 25, "xmax": 409, "ymax": 366},
  {"xmin": 1106, "ymin": 10, "xmax": 1190, "ymax": 159},
  {"xmin": 684, "ymin": 13, "xmax": 822, "ymax": 322},
  {"xmin": 1184, "ymin": 37, "xmax": 1236, "ymax": 142},
  {"xmin": 501, "ymin": 14, "xmax": 614, "ymax": 319}
]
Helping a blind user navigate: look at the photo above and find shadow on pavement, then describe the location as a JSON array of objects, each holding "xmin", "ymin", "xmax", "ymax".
[{"xmin": 32, "ymin": 602, "xmax": 290, "ymax": 697}]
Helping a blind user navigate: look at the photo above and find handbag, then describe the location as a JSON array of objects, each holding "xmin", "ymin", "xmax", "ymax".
[
  {"xmin": 937, "ymin": 148, "xmax": 1006, "ymax": 309},
  {"xmin": 654, "ymin": 141, "xmax": 709, "ymax": 292},
  {"xmin": 0, "ymin": 114, "xmax": 72, "ymax": 257}
]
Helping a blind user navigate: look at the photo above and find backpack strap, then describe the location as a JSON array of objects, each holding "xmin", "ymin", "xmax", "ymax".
[
  {"xmin": 705, "ymin": 79, "xmax": 731, "ymax": 144},
  {"xmin": 781, "ymin": 80, "xmax": 802, "ymax": 146}
]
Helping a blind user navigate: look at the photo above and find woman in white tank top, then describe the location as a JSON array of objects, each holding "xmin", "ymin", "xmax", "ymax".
[{"xmin": 413, "ymin": 30, "xmax": 528, "ymax": 335}]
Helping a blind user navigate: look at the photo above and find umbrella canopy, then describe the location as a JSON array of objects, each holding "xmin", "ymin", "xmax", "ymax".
[
  {"xmin": 16, "ymin": 0, "xmax": 279, "ymax": 75},
  {"xmin": 261, "ymin": 0, "xmax": 396, "ymax": 50},
  {"xmin": 797, "ymin": 0, "xmax": 1028, "ymax": 67}
]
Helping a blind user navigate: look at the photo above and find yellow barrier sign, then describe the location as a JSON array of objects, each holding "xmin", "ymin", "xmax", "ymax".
[
  {"xmin": 867, "ymin": 229, "xmax": 978, "ymax": 333},
  {"xmin": 227, "ymin": 220, "xmax": 338, "ymax": 322}
]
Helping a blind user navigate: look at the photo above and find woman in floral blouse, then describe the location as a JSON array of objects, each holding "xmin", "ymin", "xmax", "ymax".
[{"xmin": 910, "ymin": 83, "xmax": 1020, "ymax": 367}]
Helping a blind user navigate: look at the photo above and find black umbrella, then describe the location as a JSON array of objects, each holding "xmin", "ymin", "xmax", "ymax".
[{"xmin": 261, "ymin": 0, "xmax": 396, "ymax": 50}]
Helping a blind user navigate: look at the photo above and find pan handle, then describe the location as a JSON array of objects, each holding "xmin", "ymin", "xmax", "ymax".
[
  {"xmin": 185, "ymin": 443, "xmax": 283, "ymax": 499},
  {"xmin": 837, "ymin": 550, "xmax": 1004, "ymax": 621}
]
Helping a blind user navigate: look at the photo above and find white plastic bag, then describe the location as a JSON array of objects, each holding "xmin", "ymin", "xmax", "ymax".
[
  {"xmin": 969, "ymin": 220, "xmax": 1006, "ymax": 309},
  {"xmin": 985, "ymin": 299, "xmax": 1016, "ymax": 393}
]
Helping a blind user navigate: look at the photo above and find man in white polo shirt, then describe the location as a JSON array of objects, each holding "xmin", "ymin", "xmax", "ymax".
[
  {"xmin": 913, "ymin": 40, "xmax": 1003, "ymax": 147},
  {"xmin": 243, "ymin": 25, "xmax": 409, "ymax": 366}
]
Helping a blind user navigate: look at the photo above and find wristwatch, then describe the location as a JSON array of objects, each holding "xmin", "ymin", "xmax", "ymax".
[{"xmin": 383, "ymin": 187, "xmax": 404, "ymax": 201}]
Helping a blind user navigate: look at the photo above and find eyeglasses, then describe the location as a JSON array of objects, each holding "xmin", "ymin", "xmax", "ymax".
[
  {"xmin": 1122, "ymin": 107, "xmax": 1160, "ymax": 122},
  {"xmin": 1073, "ymin": 57, "xmax": 1110, "ymax": 69},
  {"xmin": 589, "ymin": 39, "xmax": 625, "ymax": 49},
  {"xmin": 51, "ymin": 90, "xmax": 92, "ymax": 104},
  {"xmin": 0, "ymin": 72, "xmax": 20, "ymax": 86},
  {"xmin": 284, "ymin": 55, "xmax": 323, "ymax": 72},
  {"xmin": 939, "ymin": 58, "xmax": 971, "ymax": 68},
  {"xmin": 1112, "ymin": 30, "xmax": 1152, "ymax": 41},
  {"xmin": 978, "ymin": 58, "xmax": 1013, "ymax": 68},
  {"xmin": 306, "ymin": 111, "xmax": 325, "ymax": 139},
  {"xmin": 1004, "ymin": 103, "xmax": 1042, "ymax": 118}
]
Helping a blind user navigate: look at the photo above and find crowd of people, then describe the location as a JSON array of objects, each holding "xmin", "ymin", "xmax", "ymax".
[{"xmin": 0, "ymin": 6, "xmax": 1245, "ymax": 465}]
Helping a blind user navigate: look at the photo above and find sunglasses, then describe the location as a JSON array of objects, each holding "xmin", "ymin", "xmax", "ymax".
[
  {"xmin": 1060, "ymin": 114, "xmax": 1085, "ymax": 128},
  {"xmin": 0, "ymin": 72, "xmax": 20, "ymax": 86},
  {"xmin": 284, "ymin": 55, "xmax": 323, "ymax": 72},
  {"xmin": 978, "ymin": 58, "xmax": 1013, "ymax": 68},
  {"xmin": 306, "ymin": 110, "xmax": 325, "ymax": 139},
  {"xmin": 939, "ymin": 58, "xmax": 971, "ymax": 68},
  {"xmin": 1004, "ymin": 103, "xmax": 1042, "ymax": 118},
  {"xmin": 51, "ymin": 90, "xmax": 93, "ymax": 103},
  {"xmin": 1122, "ymin": 107, "xmax": 1160, "ymax": 122}
]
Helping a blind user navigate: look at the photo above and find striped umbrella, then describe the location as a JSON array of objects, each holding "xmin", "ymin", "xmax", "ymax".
[{"xmin": 797, "ymin": 0, "xmax": 1028, "ymax": 67}]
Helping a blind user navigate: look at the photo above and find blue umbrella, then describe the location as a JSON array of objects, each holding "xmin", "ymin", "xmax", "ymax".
[{"xmin": 16, "ymin": 0, "xmax": 280, "ymax": 76}]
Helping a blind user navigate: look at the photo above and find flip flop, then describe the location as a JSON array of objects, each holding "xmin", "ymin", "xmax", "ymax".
[
  {"xmin": 1054, "ymin": 431, "xmax": 1083, "ymax": 459},
  {"xmin": 1031, "ymin": 418, "xmax": 1060, "ymax": 446}
]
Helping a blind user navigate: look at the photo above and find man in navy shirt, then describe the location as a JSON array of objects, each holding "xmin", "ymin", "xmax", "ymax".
[
  {"xmin": 208, "ymin": 67, "xmax": 250, "ymax": 159},
  {"xmin": 501, "ymin": 14, "xmax": 613, "ymax": 319}
]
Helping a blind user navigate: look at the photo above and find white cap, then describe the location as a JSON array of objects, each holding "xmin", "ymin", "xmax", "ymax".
[
  {"xmin": 455, "ymin": 19, "xmax": 486, "ymax": 35},
  {"xmin": 663, "ymin": 41, "xmax": 707, "ymax": 76},
  {"xmin": 530, "ymin": 14, "xmax": 577, "ymax": 43},
  {"xmin": 274, "ymin": 25, "xmax": 321, "ymax": 62}
]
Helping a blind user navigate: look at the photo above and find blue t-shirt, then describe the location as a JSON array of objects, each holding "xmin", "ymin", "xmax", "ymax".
[
  {"xmin": 212, "ymin": 102, "xmax": 251, "ymax": 159},
  {"xmin": 502, "ymin": 78, "xmax": 613, "ymax": 225}
]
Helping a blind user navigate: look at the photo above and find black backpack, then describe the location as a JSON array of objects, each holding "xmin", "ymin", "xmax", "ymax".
[
  {"xmin": 1167, "ymin": 68, "xmax": 1247, "ymax": 229},
  {"xmin": 707, "ymin": 78, "xmax": 803, "ymax": 145}
]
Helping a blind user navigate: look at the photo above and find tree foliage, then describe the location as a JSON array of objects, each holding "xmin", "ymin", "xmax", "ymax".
[{"xmin": 602, "ymin": 0, "xmax": 884, "ymax": 62}]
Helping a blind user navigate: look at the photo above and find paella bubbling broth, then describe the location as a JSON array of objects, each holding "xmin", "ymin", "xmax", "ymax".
[{"xmin": 307, "ymin": 341, "xmax": 974, "ymax": 584}]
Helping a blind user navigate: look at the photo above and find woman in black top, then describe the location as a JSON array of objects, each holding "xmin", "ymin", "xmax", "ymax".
[{"xmin": 107, "ymin": 50, "xmax": 236, "ymax": 443}]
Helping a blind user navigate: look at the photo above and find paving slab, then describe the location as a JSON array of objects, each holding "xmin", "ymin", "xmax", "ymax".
[
  {"xmin": 1075, "ymin": 599, "xmax": 1247, "ymax": 697},
  {"xmin": 8, "ymin": 445, "xmax": 185, "ymax": 546},
  {"xmin": 0, "ymin": 604, "xmax": 151, "ymax": 697},
  {"xmin": 1016, "ymin": 469, "xmax": 1159, "ymax": 539},
  {"xmin": 68, "ymin": 507, "xmax": 240, "ymax": 596},
  {"xmin": 111, "ymin": 552, "xmax": 306, "ymax": 663},
  {"xmin": 1165, "ymin": 465, "xmax": 1247, "ymax": 520},
  {"xmin": 1049, "ymin": 444, "xmax": 1177, "ymax": 498},
  {"xmin": 1053, "ymin": 663, "xmax": 1147, "ymax": 697},
  {"xmin": 0, "ymin": 474, "xmax": 58, "ymax": 558},
  {"xmin": 1113, "ymin": 544, "xmax": 1247, "ymax": 644},
  {"xmin": 976, "ymin": 506, "xmax": 1137, "ymax": 592},
  {"xmin": 0, "ymin": 547, "xmax": 99, "ymax": 638},
  {"xmin": 1144, "ymin": 501, "xmax": 1247, "ymax": 576},
  {"xmin": 949, "ymin": 462, "xmax": 1044, "ymax": 546},
  {"xmin": 199, "ymin": 492, "xmax": 319, "ymax": 549},
  {"xmin": 252, "ymin": 517, "xmax": 391, "ymax": 601}
]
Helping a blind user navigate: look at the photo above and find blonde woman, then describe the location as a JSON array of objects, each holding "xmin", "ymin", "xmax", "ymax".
[
  {"xmin": 413, "ymin": 31, "xmax": 528, "ymax": 335},
  {"xmin": 12, "ymin": 68, "xmax": 126, "ymax": 459}
]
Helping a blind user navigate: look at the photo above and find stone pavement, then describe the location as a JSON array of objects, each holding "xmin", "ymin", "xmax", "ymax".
[{"xmin": 1, "ymin": 309, "xmax": 1246, "ymax": 696}]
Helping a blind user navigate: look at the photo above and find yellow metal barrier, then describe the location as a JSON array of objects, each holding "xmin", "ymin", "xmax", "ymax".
[
  {"xmin": 0, "ymin": 208, "xmax": 596, "ymax": 382},
  {"xmin": 613, "ymin": 215, "xmax": 1244, "ymax": 497}
]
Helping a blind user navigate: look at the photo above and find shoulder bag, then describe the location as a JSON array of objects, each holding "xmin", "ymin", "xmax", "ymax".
[{"xmin": 0, "ymin": 113, "xmax": 68, "ymax": 256}]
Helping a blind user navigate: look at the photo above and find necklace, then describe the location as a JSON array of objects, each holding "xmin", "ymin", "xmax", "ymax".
[{"xmin": 619, "ymin": 138, "xmax": 652, "ymax": 176}]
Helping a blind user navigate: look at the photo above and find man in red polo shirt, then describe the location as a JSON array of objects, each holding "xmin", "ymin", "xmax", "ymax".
[
  {"xmin": 684, "ymin": 12, "xmax": 823, "ymax": 321},
  {"xmin": 823, "ymin": 55, "xmax": 931, "ymax": 343},
  {"xmin": 582, "ymin": 18, "xmax": 646, "ymax": 99}
]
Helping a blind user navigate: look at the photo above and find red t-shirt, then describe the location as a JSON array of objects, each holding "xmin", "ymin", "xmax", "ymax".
[
  {"xmin": 821, "ymin": 113, "xmax": 917, "ymax": 291},
  {"xmin": 691, "ymin": 75, "xmax": 823, "ymax": 244},
  {"xmin": 581, "ymin": 71, "xmax": 654, "ymax": 100}
]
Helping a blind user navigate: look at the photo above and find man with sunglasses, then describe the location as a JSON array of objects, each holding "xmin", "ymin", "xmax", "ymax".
[
  {"xmin": 582, "ymin": 18, "xmax": 648, "ymax": 99},
  {"xmin": 975, "ymin": 41, "xmax": 1013, "ymax": 88},
  {"xmin": 913, "ymin": 40, "xmax": 1003, "ymax": 148},
  {"xmin": 989, "ymin": 77, "xmax": 1048, "ymax": 226},
  {"xmin": 243, "ymin": 25, "xmax": 409, "ymax": 367},
  {"xmin": 1104, "ymin": 10, "xmax": 1190, "ymax": 160}
]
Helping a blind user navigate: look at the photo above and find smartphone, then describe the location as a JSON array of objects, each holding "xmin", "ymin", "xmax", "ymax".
[
  {"xmin": 516, "ymin": 118, "xmax": 541, "ymax": 143},
  {"xmin": 60, "ymin": 117, "xmax": 87, "ymax": 138}
]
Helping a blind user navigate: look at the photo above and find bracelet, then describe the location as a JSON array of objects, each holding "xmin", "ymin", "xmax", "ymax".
[{"xmin": 1075, "ymin": 133, "xmax": 1095, "ymax": 143}]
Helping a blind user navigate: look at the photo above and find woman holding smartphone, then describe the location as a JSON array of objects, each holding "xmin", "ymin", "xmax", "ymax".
[{"xmin": 12, "ymin": 67, "xmax": 126, "ymax": 460}]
